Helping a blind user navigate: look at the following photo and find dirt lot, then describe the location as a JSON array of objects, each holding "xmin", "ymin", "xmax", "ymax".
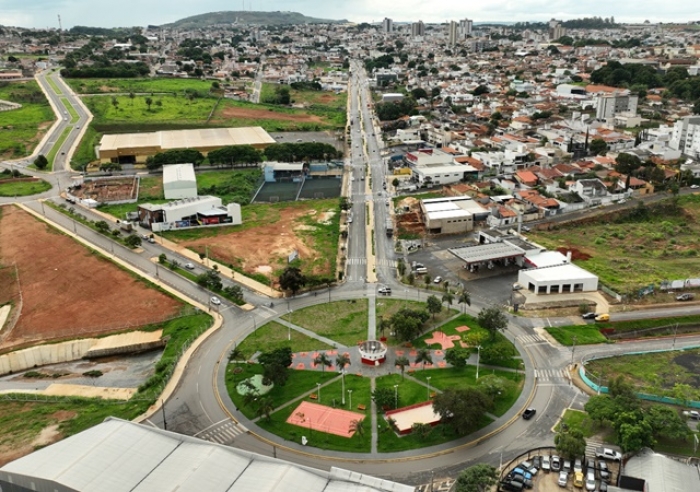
[
  {"xmin": 0, "ymin": 206, "xmax": 181, "ymax": 351},
  {"xmin": 178, "ymin": 204, "xmax": 337, "ymax": 281},
  {"xmin": 218, "ymin": 106, "xmax": 323, "ymax": 123},
  {"xmin": 70, "ymin": 177, "xmax": 139, "ymax": 203}
]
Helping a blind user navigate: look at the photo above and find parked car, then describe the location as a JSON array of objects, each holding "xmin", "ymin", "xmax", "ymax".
[
  {"xmin": 597, "ymin": 460, "xmax": 610, "ymax": 481},
  {"xmin": 500, "ymin": 480, "xmax": 525, "ymax": 492},
  {"xmin": 433, "ymin": 276, "xmax": 443, "ymax": 283},
  {"xmin": 512, "ymin": 282, "xmax": 523, "ymax": 291},
  {"xmin": 551, "ymin": 455, "xmax": 561, "ymax": 472},
  {"xmin": 541, "ymin": 455, "xmax": 551, "ymax": 472},
  {"xmin": 691, "ymin": 184, "xmax": 699, "ymax": 189},
  {"xmin": 595, "ymin": 313, "xmax": 610, "ymax": 322},
  {"xmin": 599, "ymin": 481, "xmax": 608, "ymax": 492},
  {"xmin": 581, "ymin": 312, "xmax": 597, "ymax": 320},
  {"xmin": 683, "ymin": 410, "xmax": 700, "ymax": 420},
  {"xmin": 574, "ymin": 458, "xmax": 583, "ymax": 474},
  {"xmin": 210, "ymin": 296, "xmax": 221, "ymax": 305},
  {"xmin": 558, "ymin": 470, "xmax": 569, "ymax": 487},
  {"xmin": 532, "ymin": 456, "xmax": 542, "ymax": 469},
  {"xmin": 595, "ymin": 447, "xmax": 622, "ymax": 461},
  {"xmin": 522, "ymin": 408, "xmax": 536, "ymax": 420},
  {"xmin": 562, "ymin": 459, "xmax": 572, "ymax": 473},
  {"xmin": 507, "ymin": 473, "xmax": 532, "ymax": 489},
  {"xmin": 585, "ymin": 470, "xmax": 596, "ymax": 491},
  {"xmin": 676, "ymin": 293, "xmax": 695, "ymax": 301},
  {"xmin": 509, "ymin": 468, "xmax": 532, "ymax": 481},
  {"xmin": 573, "ymin": 471, "xmax": 584, "ymax": 489},
  {"xmin": 518, "ymin": 461, "xmax": 538, "ymax": 476}
]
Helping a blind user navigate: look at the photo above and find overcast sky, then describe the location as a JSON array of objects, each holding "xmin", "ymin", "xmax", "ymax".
[{"xmin": 2, "ymin": 0, "xmax": 697, "ymax": 29}]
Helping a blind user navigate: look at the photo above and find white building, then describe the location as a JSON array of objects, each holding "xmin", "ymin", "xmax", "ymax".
[
  {"xmin": 420, "ymin": 197, "xmax": 476, "ymax": 234},
  {"xmin": 382, "ymin": 17, "xmax": 393, "ymax": 33},
  {"xmin": 138, "ymin": 196, "xmax": 242, "ymax": 231},
  {"xmin": 518, "ymin": 263, "xmax": 599, "ymax": 295},
  {"xmin": 163, "ymin": 163, "xmax": 197, "ymax": 199},
  {"xmin": 670, "ymin": 116, "xmax": 700, "ymax": 159},
  {"xmin": 595, "ymin": 93, "xmax": 638, "ymax": 120}
]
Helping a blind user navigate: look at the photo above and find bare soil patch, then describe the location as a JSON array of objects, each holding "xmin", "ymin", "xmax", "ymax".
[
  {"xmin": 0, "ymin": 206, "xmax": 181, "ymax": 351},
  {"xmin": 556, "ymin": 246, "xmax": 591, "ymax": 261},
  {"xmin": 70, "ymin": 176, "xmax": 139, "ymax": 203},
  {"xmin": 219, "ymin": 105, "xmax": 323, "ymax": 123},
  {"xmin": 180, "ymin": 206, "xmax": 330, "ymax": 278}
]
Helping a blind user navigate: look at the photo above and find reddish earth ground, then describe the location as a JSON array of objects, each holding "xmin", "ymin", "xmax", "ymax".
[
  {"xmin": 71, "ymin": 177, "xmax": 139, "ymax": 202},
  {"xmin": 556, "ymin": 247, "xmax": 592, "ymax": 261},
  {"xmin": 0, "ymin": 206, "xmax": 181, "ymax": 351},
  {"xmin": 179, "ymin": 207, "xmax": 332, "ymax": 278},
  {"xmin": 218, "ymin": 105, "xmax": 323, "ymax": 123}
]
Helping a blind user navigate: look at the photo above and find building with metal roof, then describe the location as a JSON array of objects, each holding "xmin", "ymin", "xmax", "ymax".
[
  {"xmin": 0, "ymin": 418, "xmax": 414, "ymax": 492},
  {"xmin": 163, "ymin": 163, "xmax": 197, "ymax": 199},
  {"xmin": 98, "ymin": 127, "xmax": 276, "ymax": 164},
  {"xmin": 615, "ymin": 447, "xmax": 700, "ymax": 492}
]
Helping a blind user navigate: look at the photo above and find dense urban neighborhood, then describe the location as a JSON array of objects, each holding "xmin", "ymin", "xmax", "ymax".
[{"xmin": 1, "ymin": 9, "xmax": 700, "ymax": 492}]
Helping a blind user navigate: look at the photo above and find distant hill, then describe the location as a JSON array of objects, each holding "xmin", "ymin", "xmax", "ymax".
[{"xmin": 163, "ymin": 11, "xmax": 345, "ymax": 28}]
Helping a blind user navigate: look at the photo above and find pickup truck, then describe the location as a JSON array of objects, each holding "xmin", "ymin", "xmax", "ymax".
[{"xmin": 595, "ymin": 447, "xmax": 621, "ymax": 461}]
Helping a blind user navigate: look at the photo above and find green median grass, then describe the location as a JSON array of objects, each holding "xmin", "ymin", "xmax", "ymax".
[
  {"xmin": 545, "ymin": 325, "xmax": 608, "ymax": 345},
  {"xmin": 60, "ymin": 97, "xmax": 80, "ymax": 123},
  {"xmin": 45, "ymin": 126, "xmax": 72, "ymax": 170}
]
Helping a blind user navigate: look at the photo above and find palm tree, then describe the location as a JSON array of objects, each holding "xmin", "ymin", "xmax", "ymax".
[
  {"xmin": 378, "ymin": 316, "xmax": 391, "ymax": 338},
  {"xmin": 228, "ymin": 345, "xmax": 246, "ymax": 362},
  {"xmin": 256, "ymin": 396, "xmax": 274, "ymax": 421},
  {"xmin": 314, "ymin": 352, "xmax": 332, "ymax": 372},
  {"xmin": 349, "ymin": 418, "xmax": 365, "ymax": 438},
  {"xmin": 415, "ymin": 348, "xmax": 433, "ymax": 371},
  {"xmin": 336, "ymin": 353, "xmax": 350, "ymax": 372},
  {"xmin": 411, "ymin": 422, "xmax": 432, "ymax": 440},
  {"xmin": 458, "ymin": 290, "xmax": 471, "ymax": 314},
  {"xmin": 395, "ymin": 356, "xmax": 410, "ymax": 379},
  {"xmin": 442, "ymin": 292, "xmax": 454, "ymax": 307},
  {"xmin": 241, "ymin": 381, "xmax": 259, "ymax": 407},
  {"xmin": 443, "ymin": 280, "xmax": 449, "ymax": 292}
]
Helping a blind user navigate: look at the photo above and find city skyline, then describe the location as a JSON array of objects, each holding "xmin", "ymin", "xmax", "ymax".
[{"xmin": 1, "ymin": 0, "xmax": 698, "ymax": 30}]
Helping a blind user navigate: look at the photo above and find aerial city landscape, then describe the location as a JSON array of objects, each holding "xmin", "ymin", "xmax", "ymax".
[{"xmin": 1, "ymin": 3, "xmax": 700, "ymax": 491}]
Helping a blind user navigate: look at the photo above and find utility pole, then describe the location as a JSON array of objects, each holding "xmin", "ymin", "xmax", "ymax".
[
  {"xmin": 571, "ymin": 335, "xmax": 577, "ymax": 366},
  {"xmin": 161, "ymin": 399, "xmax": 167, "ymax": 430},
  {"xmin": 476, "ymin": 345, "xmax": 482, "ymax": 380}
]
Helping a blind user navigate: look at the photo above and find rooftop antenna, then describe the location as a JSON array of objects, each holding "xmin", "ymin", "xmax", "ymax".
[{"xmin": 58, "ymin": 14, "xmax": 62, "ymax": 31}]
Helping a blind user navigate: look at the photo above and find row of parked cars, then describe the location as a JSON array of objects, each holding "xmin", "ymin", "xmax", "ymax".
[{"xmin": 500, "ymin": 448, "xmax": 620, "ymax": 492}]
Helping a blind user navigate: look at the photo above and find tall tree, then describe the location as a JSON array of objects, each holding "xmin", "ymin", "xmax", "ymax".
[
  {"xmin": 349, "ymin": 418, "xmax": 365, "ymax": 438},
  {"xmin": 279, "ymin": 266, "xmax": 306, "ymax": 296},
  {"xmin": 395, "ymin": 356, "xmax": 410, "ymax": 379},
  {"xmin": 442, "ymin": 292, "xmax": 454, "ymax": 307},
  {"xmin": 335, "ymin": 353, "xmax": 350, "ymax": 372},
  {"xmin": 256, "ymin": 396, "xmax": 274, "ymax": 421},
  {"xmin": 433, "ymin": 388, "xmax": 491, "ymax": 434},
  {"xmin": 455, "ymin": 464, "xmax": 499, "ymax": 492},
  {"xmin": 258, "ymin": 347, "xmax": 293, "ymax": 386},
  {"xmin": 458, "ymin": 290, "xmax": 471, "ymax": 313},
  {"xmin": 415, "ymin": 348, "xmax": 433, "ymax": 371},
  {"xmin": 33, "ymin": 154, "xmax": 48, "ymax": 170},
  {"xmin": 427, "ymin": 295, "xmax": 442, "ymax": 319},
  {"xmin": 554, "ymin": 428, "xmax": 586, "ymax": 460},
  {"xmin": 314, "ymin": 352, "xmax": 332, "ymax": 372},
  {"xmin": 477, "ymin": 306, "xmax": 508, "ymax": 342}
]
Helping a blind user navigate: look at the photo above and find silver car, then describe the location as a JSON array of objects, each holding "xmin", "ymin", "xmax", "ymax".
[{"xmin": 558, "ymin": 471, "xmax": 568, "ymax": 487}]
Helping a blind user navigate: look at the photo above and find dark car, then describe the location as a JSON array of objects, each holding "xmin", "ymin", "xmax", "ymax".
[
  {"xmin": 522, "ymin": 408, "xmax": 537, "ymax": 420},
  {"xmin": 500, "ymin": 480, "xmax": 525, "ymax": 492},
  {"xmin": 581, "ymin": 312, "xmax": 597, "ymax": 320}
]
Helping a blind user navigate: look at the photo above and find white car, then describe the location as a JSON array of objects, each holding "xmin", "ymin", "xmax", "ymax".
[
  {"xmin": 595, "ymin": 447, "xmax": 622, "ymax": 461},
  {"xmin": 184, "ymin": 262, "xmax": 195, "ymax": 270},
  {"xmin": 433, "ymin": 276, "xmax": 442, "ymax": 284},
  {"xmin": 691, "ymin": 184, "xmax": 699, "ymax": 189},
  {"xmin": 558, "ymin": 470, "xmax": 568, "ymax": 487},
  {"xmin": 210, "ymin": 296, "xmax": 221, "ymax": 305}
]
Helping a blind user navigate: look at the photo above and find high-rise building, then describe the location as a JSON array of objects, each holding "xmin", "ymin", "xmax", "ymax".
[
  {"xmin": 411, "ymin": 21, "xmax": 425, "ymax": 37},
  {"xmin": 459, "ymin": 18, "xmax": 473, "ymax": 36},
  {"xmin": 548, "ymin": 18, "xmax": 564, "ymax": 40},
  {"xmin": 670, "ymin": 116, "xmax": 700, "ymax": 158},
  {"xmin": 382, "ymin": 17, "xmax": 393, "ymax": 33},
  {"xmin": 596, "ymin": 93, "xmax": 639, "ymax": 120},
  {"xmin": 447, "ymin": 20, "xmax": 459, "ymax": 46}
]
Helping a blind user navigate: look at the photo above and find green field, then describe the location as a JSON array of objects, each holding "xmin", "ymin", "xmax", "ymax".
[
  {"xmin": 545, "ymin": 325, "xmax": 609, "ymax": 346},
  {"xmin": 283, "ymin": 300, "xmax": 368, "ymax": 347},
  {"xmin": 529, "ymin": 196, "xmax": 700, "ymax": 293},
  {"xmin": 584, "ymin": 348, "xmax": 700, "ymax": 400},
  {"xmin": 64, "ymin": 78, "xmax": 215, "ymax": 95},
  {"xmin": 235, "ymin": 321, "xmax": 333, "ymax": 356},
  {"xmin": 0, "ymin": 80, "xmax": 55, "ymax": 158},
  {"xmin": 0, "ymin": 178, "xmax": 52, "ymax": 197}
]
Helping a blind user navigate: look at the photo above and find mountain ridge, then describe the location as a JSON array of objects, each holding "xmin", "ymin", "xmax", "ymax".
[{"xmin": 162, "ymin": 11, "xmax": 346, "ymax": 28}]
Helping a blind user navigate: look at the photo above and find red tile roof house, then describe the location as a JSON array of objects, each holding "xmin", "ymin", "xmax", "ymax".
[{"xmin": 515, "ymin": 170, "xmax": 538, "ymax": 187}]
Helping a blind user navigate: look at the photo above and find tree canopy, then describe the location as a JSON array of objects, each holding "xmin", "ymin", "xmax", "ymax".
[
  {"xmin": 433, "ymin": 388, "xmax": 492, "ymax": 434},
  {"xmin": 278, "ymin": 266, "xmax": 306, "ymax": 295},
  {"xmin": 477, "ymin": 306, "xmax": 508, "ymax": 342},
  {"xmin": 455, "ymin": 464, "xmax": 499, "ymax": 492}
]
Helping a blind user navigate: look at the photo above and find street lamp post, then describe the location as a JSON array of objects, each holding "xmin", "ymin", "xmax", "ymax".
[
  {"xmin": 348, "ymin": 389, "xmax": 352, "ymax": 409},
  {"xmin": 426, "ymin": 377, "xmax": 432, "ymax": 400},
  {"xmin": 394, "ymin": 384, "xmax": 398, "ymax": 409},
  {"xmin": 317, "ymin": 383, "xmax": 321, "ymax": 404},
  {"xmin": 341, "ymin": 371, "xmax": 346, "ymax": 405},
  {"xmin": 476, "ymin": 345, "xmax": 482, "ymax": 380},
  {"xmin": 571, "ymin": 335, "xmax": 577, "ymax": 366}
]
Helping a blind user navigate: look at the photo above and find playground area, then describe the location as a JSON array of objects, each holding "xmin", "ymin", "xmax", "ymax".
[
  {"xmin": 286, "ymin": 401, "xmax": 364, "ymax": 438},
  {"xmin": 253, "ymin": 176, "xmax": 341, "ymax": 203}
]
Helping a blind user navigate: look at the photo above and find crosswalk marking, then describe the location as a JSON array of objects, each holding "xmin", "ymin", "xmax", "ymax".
[
  {"xmin": 534, "ymin": 368, "xmax": 568, "ymax": 381},
  {"xmin": 375, "ymin": 259, "xmax": 395, "ymax": 267},
  {"xmin": 347, "ymin": 258, "xmax": 367, "ymax": 265},
  {"xmin": 195, "ymin": 419, "xmax": 247, "ymax": 445},
  {"xmin": 518, "ymin": 334, "xmax": 547, "ymax": 345}
]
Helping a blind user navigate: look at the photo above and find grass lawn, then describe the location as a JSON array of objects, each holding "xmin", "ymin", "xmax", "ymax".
[
  {"xmin": 412, "ymin": 367, "xmax": 524, "ymax": 417},
  {"xmin": 376, "ymin": 374, "xmax": 429, "ymax": 410},
  {"xmin": 596, "ymin": 314, "xmax": 700, "ymax": 335},
  {"xmin": 224, "ymin": 357, "xmax": 375, "ymax": 454},
  {"xmin": 0, "ymin": 178, "xmax": 52, "ymax": 197},
  {"xmin": 235, "ymin": 321, "xmax": 333, "ymax": 356},
  {"xmin": 64, "ymin": 78, "xmax": 215, "ymax": 95},
  {"xmin": 546, "ymin": 325, "xmax": 608, "ymax": 346},
  {"xmin": 0, "ymin": 80, "xmax": 54, "ymax": 159},
  {"xmin": 379, "ymin": 301, "xmax": 459, "ymax": 347},
  {"xmin": 584, "ymin": 348, "xmax": 700, "ymax": 399},
  {"xmin": 554, "ymin": 409, "xmax": 600, "ymax": 439},
  {"xmin": 283, "ymin": 299, "xmax": 368, "ymax": 347},
  {"xmin": 71, "ymin": 125, "xmax": 100, "ymax": 169},
  {"xmin": 528, "ymin": 195, "xmax": 700, "ymax": 292}
]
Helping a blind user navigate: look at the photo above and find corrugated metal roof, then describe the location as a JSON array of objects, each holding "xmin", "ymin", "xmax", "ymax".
[
  {"xmin": 99, "ymin": 127, "xmax": 276, "ymax": 152},
  {"xmin": 449, "ymin": 243, "xmax": 525, "ymax": 264},
  {"xmin": 0, "ymin": 418, "xmax": 414, "ymax": 492},
  {"xmin": 623, "ymin": 448, "xmax": 700, "ymax": 492}
]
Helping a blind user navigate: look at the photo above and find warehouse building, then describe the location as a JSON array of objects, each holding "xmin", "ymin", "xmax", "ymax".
[
  {"xmin": 420, "ymin": 197, "xmax": 477, "ymax": 235},
  {"xmin": 98, "ymin": 127, "xmax": 276, "ymax": 164},
  {"xmin": 163, "ymin": 163, "xmax": 197, "ymax": 199},
  {"xmin": 138, "ymin": 195, "xmax": 242, "ymax": 232},
  {"xmin": 518, "ymin": 251, "xmax": 598, "ymax": 294},
  {"xmin": 0, "ymin": 418, "xmax": 413, "ymax": 492}
]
